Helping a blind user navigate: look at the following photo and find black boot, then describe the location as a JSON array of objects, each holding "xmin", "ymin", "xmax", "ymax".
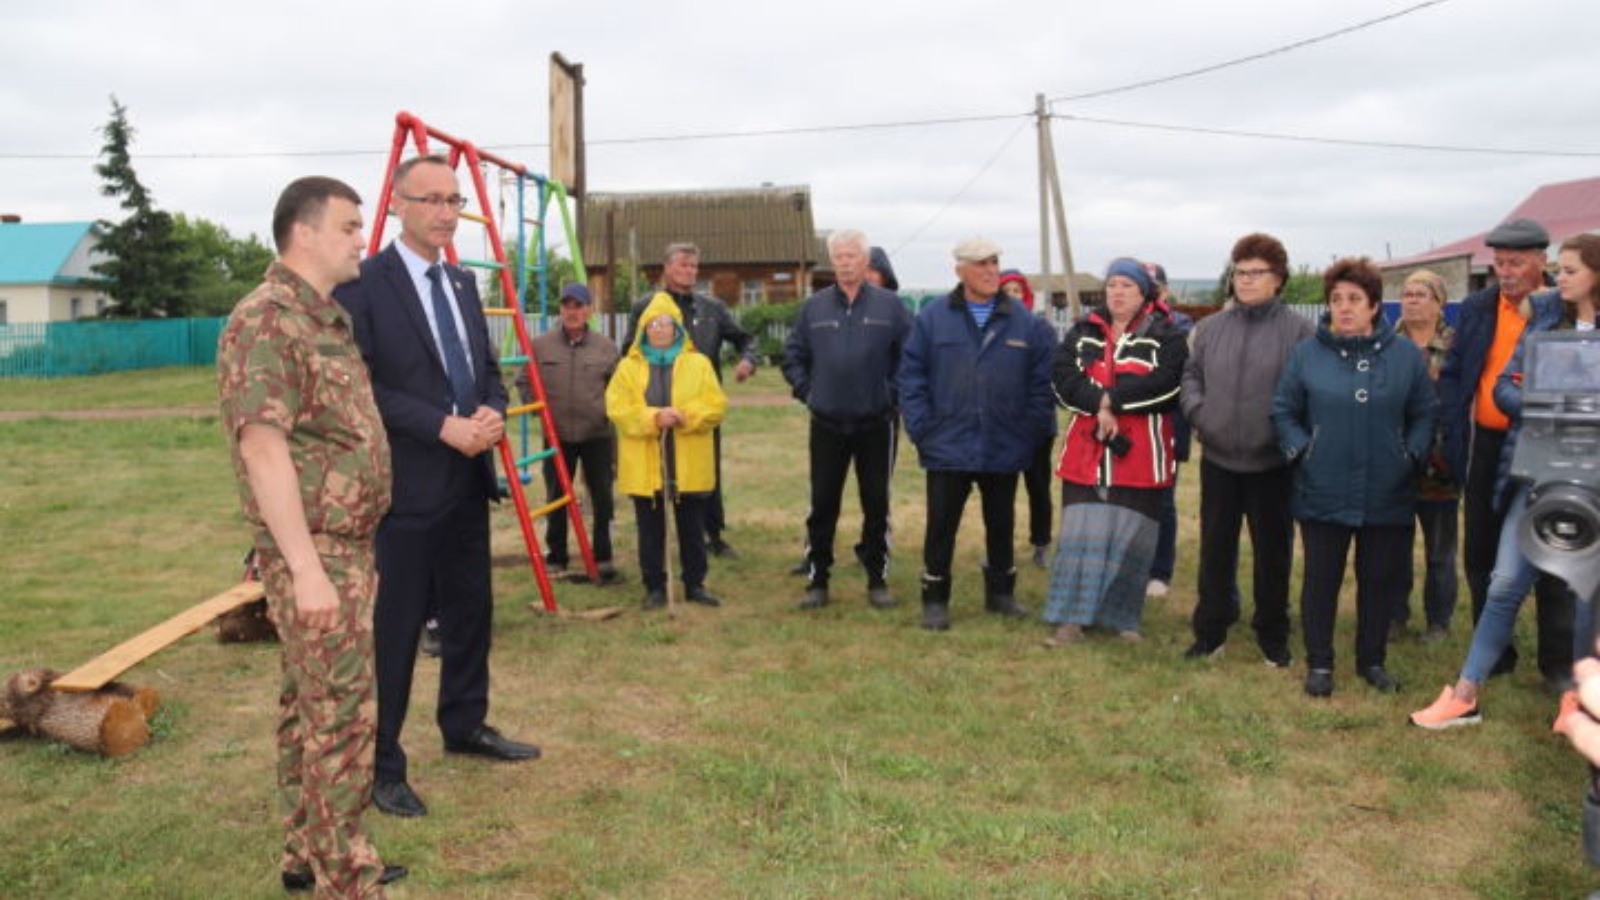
[
  {"xmin": 921, "ymin": 575, "xmax": 951, "ymax": 632},
  {"xmin": 983, "ymin": 566, "xmax": 1028, "ymax": 618}
]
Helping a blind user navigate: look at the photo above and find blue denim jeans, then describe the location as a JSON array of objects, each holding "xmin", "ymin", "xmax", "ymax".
[{"xmin": 1460, "ymin": 486, "xmax": 1588, "ymax": 684}]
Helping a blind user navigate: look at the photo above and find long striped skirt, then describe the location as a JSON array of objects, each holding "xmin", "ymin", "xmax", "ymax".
[{"xmin": 1043, "ymin": 483, "xmax": 1162, "ymax": 634}]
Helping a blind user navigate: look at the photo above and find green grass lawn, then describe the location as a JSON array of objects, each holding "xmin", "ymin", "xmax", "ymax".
[{"xmin": 0, "ymin": 367, "xmax": 1592, "ymax": 898}]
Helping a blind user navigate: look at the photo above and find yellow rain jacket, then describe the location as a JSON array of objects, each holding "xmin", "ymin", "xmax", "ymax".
[{"xmin": 606, "ymin": 293, "xmax": 728, "ymax": 497}]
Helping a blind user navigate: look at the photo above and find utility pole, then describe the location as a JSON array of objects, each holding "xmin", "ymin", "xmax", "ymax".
[{"xmin": 1035, "ymin": 94, "xmax": 1081, "ymax": 318}]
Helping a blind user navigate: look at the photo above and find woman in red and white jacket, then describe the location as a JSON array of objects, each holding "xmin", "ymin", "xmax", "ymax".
[{"xmin": 1043, "ymin": 258, "xmax": 1189, "ymax": 645}]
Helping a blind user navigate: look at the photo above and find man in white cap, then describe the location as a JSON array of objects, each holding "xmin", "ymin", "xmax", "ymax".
[{"xmin": 899, "ymin": 237, "xmax": 1056, "ymax": 631}]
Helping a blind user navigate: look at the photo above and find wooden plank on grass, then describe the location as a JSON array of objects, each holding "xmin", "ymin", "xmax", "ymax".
[{"xmin": 51, "ymin": 581, "xmax": 266, "ymax": 692}]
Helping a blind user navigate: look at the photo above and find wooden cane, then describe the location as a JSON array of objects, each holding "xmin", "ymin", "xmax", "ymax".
[{"xmin": 659, "ymin": 429, "xmax": 677, "ymax": 618}]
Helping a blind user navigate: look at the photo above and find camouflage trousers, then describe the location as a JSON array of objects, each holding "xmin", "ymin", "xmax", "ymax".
[{"xmin": 257, "ymin": 534, "xmax": 387, "ymax": 899}]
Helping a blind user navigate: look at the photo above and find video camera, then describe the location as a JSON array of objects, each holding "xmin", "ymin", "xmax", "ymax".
[{"xmin": 1510, "ymin": 331, "xmax": 1600, "ymax": 866}]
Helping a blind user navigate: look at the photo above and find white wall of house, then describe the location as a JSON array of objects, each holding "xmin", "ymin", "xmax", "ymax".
[
  {"xmin": 60, "ymin": 233, "xmax": 107, "ymax": 280},
  {"xmin": 0, "ymin": 284, "xmax": 110, "ymax": 324},
  {"xmin": 0, "ymin": 286, "xmax": 51, "ymax": 324},
  {"xmin": 51, "ymin": 285, "xmax": 109, "ymax": 321}
]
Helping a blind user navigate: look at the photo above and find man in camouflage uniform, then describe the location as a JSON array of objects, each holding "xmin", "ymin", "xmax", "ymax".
[{"xmin": 218, "ymin": 176, "xmax": 405, "ymax": 898}]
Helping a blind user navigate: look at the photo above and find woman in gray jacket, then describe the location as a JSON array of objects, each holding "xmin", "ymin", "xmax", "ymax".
[{"xmin": 1180, "ymin": 233, "xmax": 1314, "ymax": 665}]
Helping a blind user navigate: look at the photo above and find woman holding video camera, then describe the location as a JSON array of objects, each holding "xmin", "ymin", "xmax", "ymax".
[
  {"xmin": 1043, "ymin": 258, "xmax": 1187, "ymax": 645},
  {"xmin": 1272, "ymin": 257, "xmax": 1435, "ymax": 698},
  {"xmin": 1411, "ymin": 233, "xmax": 1599, "ymax": 730}
]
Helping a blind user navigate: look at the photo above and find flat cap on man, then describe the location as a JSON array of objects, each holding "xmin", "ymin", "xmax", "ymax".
[
  {"xmin": 953, "ymin": 237, "xmax": 1003, "ymax": 262},
  {"xmin": 560, "ymin": 283, "xmax": 593, "ymax": 305},
  {"xmin": 1485, "ymin": 217, "xmax": 1550, "ymax": 250}
]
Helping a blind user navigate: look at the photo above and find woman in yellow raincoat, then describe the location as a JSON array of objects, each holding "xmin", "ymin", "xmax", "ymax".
[{"xmin": 606, "ymin": 293, "xmax": 728, "ymax": 609}]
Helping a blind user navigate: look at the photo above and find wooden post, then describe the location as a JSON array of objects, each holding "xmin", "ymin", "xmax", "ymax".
[
  {"xmin": 1035, "ymin": 94, "xmax": 1081, "ymax": 318},
  {"xmin": 1036, "ymin": 94, "xmax": 1053, "ymax": 298}
]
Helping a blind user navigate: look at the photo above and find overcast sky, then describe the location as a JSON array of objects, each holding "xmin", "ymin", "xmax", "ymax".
[{"xmin": 3, "ymin": 0, "xmax": 1595, "ymax": 291}]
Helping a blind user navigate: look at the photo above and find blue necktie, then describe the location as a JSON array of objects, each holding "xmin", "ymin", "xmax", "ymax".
[{"xmin": 426, "ymin": 265, "xmax": 477, "ymax": 415}]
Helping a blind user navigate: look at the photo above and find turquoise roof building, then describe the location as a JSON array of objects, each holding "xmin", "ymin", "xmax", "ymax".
[{"xmin": 0, "ymin": 221, "xmax": 109, "ymax": 323}]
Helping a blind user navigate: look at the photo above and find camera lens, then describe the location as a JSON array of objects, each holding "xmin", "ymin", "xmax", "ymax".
[
  {"xmin": 1529, "ymin": 499, "xmax": 1593, "ymax": 550},
  {"xmin": 1534, "ymin": 508, "xmax": 1600, "ymax": 552}
]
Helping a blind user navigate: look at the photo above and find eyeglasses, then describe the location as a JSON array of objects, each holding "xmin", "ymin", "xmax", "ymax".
[
  {"xmin": 1233, "ymin": 267, "xmax": 1274, "ymax": 281},
  {"xmin": 1400, "ymin": 290, "xmax": 1434, "ymax": 299},
  {"xmin": 399, "ymin": 193, "xmax": 470, "ymax": 211}
]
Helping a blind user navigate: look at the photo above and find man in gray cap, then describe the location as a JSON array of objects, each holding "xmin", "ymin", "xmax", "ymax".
[
  {"xmin": 898, "ymin": 237, "xmax": 1056, "ymax": 631},
  {"xmin": 518, "ymin": 283, "xmax": 622, "ymax": 583},
  {"xmin": 1437, "ymin": 216, "xmax": 1571, "ymax": 688}
]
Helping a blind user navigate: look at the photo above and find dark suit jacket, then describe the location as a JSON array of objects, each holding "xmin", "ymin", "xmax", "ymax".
[{"xmin": 335, "ymin": 243, "xmax": 507, "ymax": 515}]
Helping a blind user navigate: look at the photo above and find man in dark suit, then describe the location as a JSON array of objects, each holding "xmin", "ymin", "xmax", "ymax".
[{"xmin": 336, "ymin": 154, "xmax": 540, "ymax": 820}]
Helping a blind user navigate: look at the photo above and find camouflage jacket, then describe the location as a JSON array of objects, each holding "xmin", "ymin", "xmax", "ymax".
[{"xmin": 218, "ymin": 262, "xmax": 392, "ymax": 544}]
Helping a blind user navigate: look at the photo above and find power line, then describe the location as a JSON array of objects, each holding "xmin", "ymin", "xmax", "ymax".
[
  {"xmin": 0, "ymin": 113, "xmax": 1027, "ymax": 161},
  {"xmin": 1055, "ymin": 113, "xmax": 1600, "ymax": 158},
  {"xmin": 1048, "ymin": 0, "xmax": 1456, "ymax": 104},
  {"xmin": 0, "ymin": 147, "xmax": 386, "ymax": 161},
  {"xmin": 893, "ymin": 118, "xmax": 1033, "ymax": 255},
  {"xmin": 5, "ymin": 105, "xmax": 1589, "ymax": 164}
]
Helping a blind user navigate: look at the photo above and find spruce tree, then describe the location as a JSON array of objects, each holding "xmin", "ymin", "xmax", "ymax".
[{"xmin": 90, "ymin": 96, "xmax": 191, "ymax": 318}]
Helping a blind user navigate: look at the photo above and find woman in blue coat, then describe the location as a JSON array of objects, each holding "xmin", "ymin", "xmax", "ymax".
[{"xmin": 1272, "ymin": 257, "xmax": 1434, "ymax": 698}]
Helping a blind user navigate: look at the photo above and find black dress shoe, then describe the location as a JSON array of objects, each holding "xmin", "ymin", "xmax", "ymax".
[
  {"xmin": 642, "ymin": 590, "xmax": 667, "ymax": 610},
  {"xmin": 798, "ymin": 586, "xmax": 829, "ymax": 609},
  {"xmin": 686, "ymin": 586, "xmax": 722, "ymax": 607},
  {"xmin": 372, "ymin": 780, "xmax": 427, "ymax": 817},
  {"xmin": 706, "ymin": 538, "xmax": 738, "ymax": 559},
  {"xmin": 1361, "ymin": 665, "xmax": 1401, "ymax": 693},
  {"xmin": 282, "ymin": 863, "xmax": 409, "ymax": 892},
  {"xmin": 444, "ymin": 724, "xmax": 542, "ymax": 762},
  {"xmin": 1304, "ymin": 669, "xmax": 1335, "ymax": 698}
]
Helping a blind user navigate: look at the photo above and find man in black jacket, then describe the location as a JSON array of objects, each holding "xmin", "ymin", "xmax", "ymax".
[
  {"xmin": 621, "ymin": 243, "xmax": 758, "ymax": 558},
  {"xmin": 782, "ymin": 229, "xmax": 913, "ymax": 610}
]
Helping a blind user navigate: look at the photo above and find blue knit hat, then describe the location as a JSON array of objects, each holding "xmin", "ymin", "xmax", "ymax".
[{"xmin": 1104, "ymin": 257, "xmax": 1156, "ymax": 303}]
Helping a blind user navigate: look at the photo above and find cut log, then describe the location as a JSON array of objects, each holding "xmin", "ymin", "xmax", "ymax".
[
  {"xmin": 216, "ymin": 597, "xmax": 278, "ymax": 644},
  {"xmin": 2, "ymin": 668, "xmax": 158, "ymax": 756},
  {"xmin": 51, "ymin": 581, "xmax": 264, "ymax": 692}
]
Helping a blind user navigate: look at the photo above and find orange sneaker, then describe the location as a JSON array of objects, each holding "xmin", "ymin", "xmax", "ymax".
[
  {"xmin": 1552, "ymin": 690, "xmax": 1580, "ymax": 736},
  {"xmin": 1409, "ymin": 686, "xmax": 1482, "ymax": 730}
]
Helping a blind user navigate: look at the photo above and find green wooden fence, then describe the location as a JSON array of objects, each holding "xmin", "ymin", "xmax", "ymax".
[{"xmin": 0, "ymin": 318, "xmax": 227, "ymax": 378}]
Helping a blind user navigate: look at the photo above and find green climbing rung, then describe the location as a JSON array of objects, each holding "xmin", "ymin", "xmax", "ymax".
[
  {"xmin": 459, "ymin": 258, "xmax": 505, "ymax": 271},
  {"xmin": 517, "ymin": 447, "xmax": 558, "ymax": 468}
]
